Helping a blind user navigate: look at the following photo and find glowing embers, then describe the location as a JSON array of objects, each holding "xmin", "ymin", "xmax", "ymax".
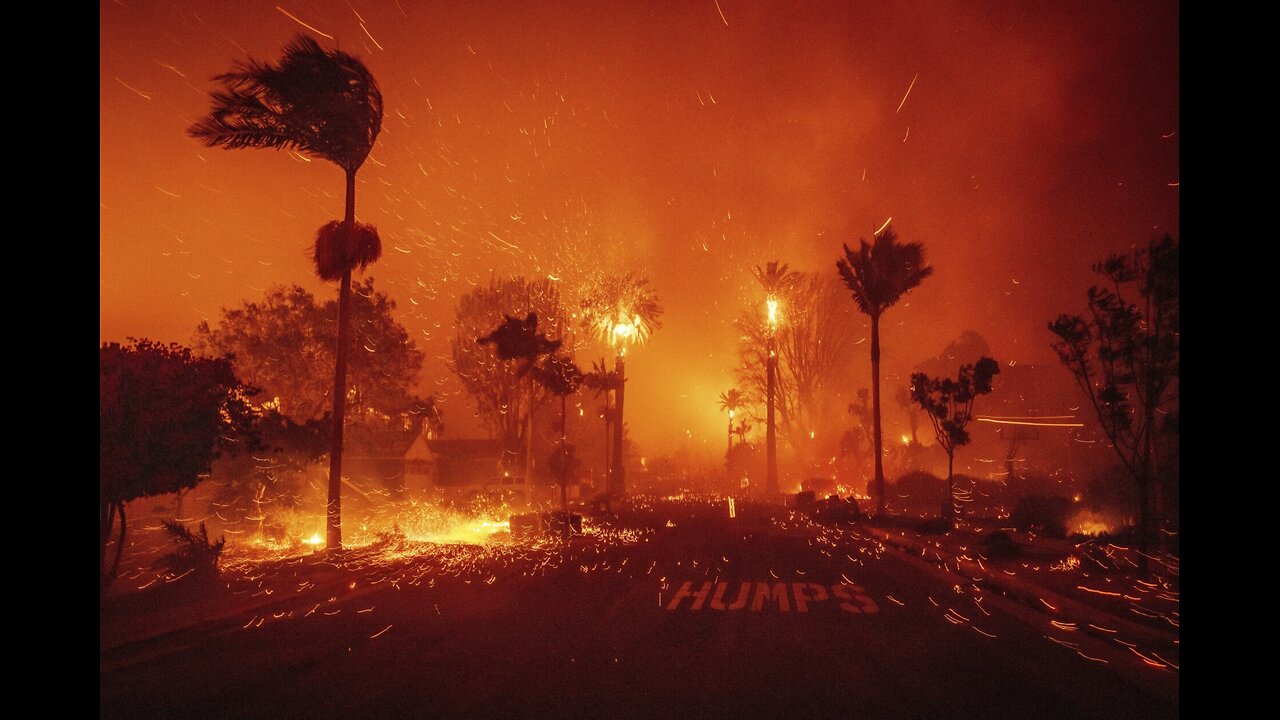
[{"xmin": 664, "ymin": 580, "xmax": 879, "ymax": 613}]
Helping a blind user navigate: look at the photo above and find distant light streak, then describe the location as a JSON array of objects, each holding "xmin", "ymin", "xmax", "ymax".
[
  {"xmin": 875, "ymin": 217, "xmax": 893, "ymax": 235},
  {"xmin": 359, "ymin": 22, "xmax": 385, "ymax": 51},
  {"xmin": 714, "ymin": 0, "xmax": 729, "ymax": 26},
  {"xmin": 153, "ymin": 60, "xmax": 187, "ymax": 78},
  {"xmin": 896, "ymin": 72, "xmax": 919, "ymax": 113},
  {"xmin": 976, "ymin": 418, "xmax": 1083, "ymax": 428},
  {"xmin": 114, "ymin": 77, "xmax": 153, "ymax": 100},
  {"xmin": 346, "ymin": 0, "xmax": 365, "ymax": 24},
  {"xmin": 276, "ymin": 6, "xmax": 335, "ymax": 40}
]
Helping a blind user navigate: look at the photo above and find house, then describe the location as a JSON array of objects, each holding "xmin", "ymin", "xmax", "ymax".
[{"xmin": 402, "ymin": 436, "xmax": 527, "ymax": 502}]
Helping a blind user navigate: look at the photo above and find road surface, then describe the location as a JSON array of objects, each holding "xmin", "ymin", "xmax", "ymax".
[{"xmin": 100, "ymin": 498, "xmax": 1178, "ymax": 719}]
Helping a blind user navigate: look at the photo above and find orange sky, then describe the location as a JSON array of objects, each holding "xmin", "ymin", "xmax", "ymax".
[{"xmin": 100, "ymin": 1, "xmax": 1178, "ymax": 456}]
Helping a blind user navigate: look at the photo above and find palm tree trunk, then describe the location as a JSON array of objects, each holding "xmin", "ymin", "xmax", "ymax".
[
  {"xmin": 560, "ymin": 393, "xmax": 569, "ymax": 537},
  {"xmin": 603, "ymin": 400, "xmax": 611, "ymax": 491},
  {"xmin": 612, "ymin": 355, "xmax": 626, "ymax": 497},
  {"xmin": 101, "ymin": 501, "xmax": 126, "ymax": 593},
  {"xmin": 871, "ymin": 313, "xmax": 885, "ymax": 516},
  {"xmin": 766, "ymin": 338, "xmax": 778, "ymax": 495},
  {"xmin": 946, "ymin": 452, "xmax": 955, "ymax": 525},
  {"xmin": 100, "ymin": 500, "xmax": 114, "ymax": 592},
  {"xmin": 326, "ymin": 169, "xmax": 357, "ymax": 550},
  {"xmin": 526, "ymin": 371, "xmax": 535, "ymax": 503}
]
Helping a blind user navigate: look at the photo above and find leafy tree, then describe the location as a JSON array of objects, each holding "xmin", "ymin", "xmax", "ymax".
[
  {"xmin": 205, "ymin": 408, "xmax": 328, "ymax": 536},
  {"xmin": 841, "ymin": 388, "xmax": 875, "ymax": 488},
  {"xmin": 479, "ymin": 310, "xmax": 565, "ymax": 484},
  {"xmin": 100, "ymin": 340, "xmax": 256, "ymax": 592},
  {"xmin": 910, "ymin": 357, "xmax": 1000, "ymax": 523},
  {"xmin": 191, "ymin": 34, "xmax": 385, "ymax": 549},
  {"xmin": 1049, "ymin": 235, "xmax": 1178, "ymax": 563},
  {"xmin": 194, "ymin": 279, "xmax": 435, "ymax": 457},
  {"xmin": 894, "ymin": 385, "xmax": 920, "ymax": 445},
  {"xmin": 451, "ymin": 277, "xmax": 570, "ymax": 462},
  {"xmin": 837, "ymin": 225, "xmax": 934, "ymax": 516}
]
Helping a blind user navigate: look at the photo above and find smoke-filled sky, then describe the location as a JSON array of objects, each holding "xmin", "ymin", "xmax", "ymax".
[{"xmin": 100, "ymin": 1, "xmax": 1178, "ymax": 456}]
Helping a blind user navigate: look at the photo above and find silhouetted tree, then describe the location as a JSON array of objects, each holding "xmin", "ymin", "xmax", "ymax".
[
  {"xmin": 911, "ymin": 357, "xmax": 1000, "ymax": 524},
  {"xmin": 100, "ymin": 340, "xmax": 256, "ymax": 592},
  {"xmin": 1049, "ymin": 235, "xmax": 1178, "ymax": 566},
  {"xmin": 583, "ymin": 358, "xmax": 622, "ymax": 481},
  {"xmin": 837, "ymin": 225, "xmax": 934, "ymax": 516},
  {"xmin": 190, "ymin": 34, "xmax": 385, "ymax": 550},
  {"xmin": 579, "ymin": 273, "xmax": 664, "ymax": 496},
  {"xmin": 532, "ymin": 352, "xmax": 584, "ymax": 532},
  {"xmin": 479, "ymin": 310, "xmax": 564, "ymax": 486},
  {"xmin": 451, "ymin": 277, "xmax": 569, "ymax": 464},
  {"xmin": 895, "ymin": 385, "xmax": 921, "ymax": 446}
]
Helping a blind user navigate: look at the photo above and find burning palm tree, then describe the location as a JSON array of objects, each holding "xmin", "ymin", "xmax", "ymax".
[
  {"xmin": 754, "ymin": 261, "xmax": 801, "ymax": 494},
  {"xmin": 718, "ymin": 388, "xmax": 746, "ymax": 455},
  {"xmin": 579, "ymin": 274, "xmax": 663, "ymax": 497}
]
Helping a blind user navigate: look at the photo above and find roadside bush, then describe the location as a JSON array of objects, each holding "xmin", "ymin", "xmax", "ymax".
[
  {"xmin": 890, "ymin": 471, "xmax": 944, "ymax": 510},
  {"xmin": 155, "ymin": 521, "xmax": 225, "ymax": 583},
  {"xmin": 914, "ymin": 517, "xmax": 952, "ymax": 535},
  {"xmin": 980, "ymin": 530, "xmax": 1019, "ymax": 559},
  {"xmin": 1010, "ymin": 495, "xmax": 1072, "ymax": 538}
]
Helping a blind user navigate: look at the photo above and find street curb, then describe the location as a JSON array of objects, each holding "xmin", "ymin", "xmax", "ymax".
[{"xmin": 862, "ymin": 525, "xmax": 1179, "ymax": 651}]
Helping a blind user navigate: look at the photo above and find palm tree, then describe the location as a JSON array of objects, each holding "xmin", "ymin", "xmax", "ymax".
[
  {"xmin": 717, "ymin": 389, "xmax": 745, "ymax": 455},
  {"xmin": 531, "ymin": 352, "xmax": 584, "ymax": 534},
  {"xmin": 835, "ymin": 225, "xmax": 933, "ymax": 516},
  {"xmin": 583, "ymin": 358, "xmax": 621, "ymax": 486},
  {"xmin": 753, "ymin": 262, "xmax": 801, "ymax": 495},
  {"xmin": 189, "ymin": 34, "xmax": 384, "ymax": 550},
  {"xmin": 579, "ymin": 274, "xmax": 663, "ymax": 497}
]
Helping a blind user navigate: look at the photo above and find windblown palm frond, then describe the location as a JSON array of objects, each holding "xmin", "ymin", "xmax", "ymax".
[
  {"xmin": 718, "ymin": 388, "xmax": 744, "ymax": 414},
  {"xmin": 835, "ymin": 226, "xmax": 934, "ymax": 317},
  {"xmin": 188, "ymin": 34, "xmax": 383, "ymax": 173},
  {"xmin": 754, "ymin": 261, "xmax": 802, "ymax": 297},
  {"xmin": 578, "ymin": 273, "xmax": 664, "ymax": 347}
]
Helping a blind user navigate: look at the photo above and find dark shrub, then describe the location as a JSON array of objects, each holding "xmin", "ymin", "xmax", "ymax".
[
  {"xmin": 155, "ymin": 521, "xmax": 225, "ymax": 583},
  {"xmin": 891, "ymin": 471, "xmax": 944, "ymax": 509},
  {"xmin": 1010, "ymin": 495, "xmax": 1072, "ymax": 538},
  {"xmin": 981, "ymin": 530, "xmax": 1019, "ymax": 559},
  {"xmin": 914, "ymin": 517, "xmax": 952, "ymax": 535}
]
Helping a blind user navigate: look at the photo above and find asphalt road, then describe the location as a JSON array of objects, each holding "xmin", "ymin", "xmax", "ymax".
[{"xmin": 100, "ymin": 498, "xmax": 1179, "ymax": 719}]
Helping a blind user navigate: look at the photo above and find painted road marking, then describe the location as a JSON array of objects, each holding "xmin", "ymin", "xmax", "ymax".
[{"xmin": 666, "ymin": 581, "xmax": 879, "ymax": 613}]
